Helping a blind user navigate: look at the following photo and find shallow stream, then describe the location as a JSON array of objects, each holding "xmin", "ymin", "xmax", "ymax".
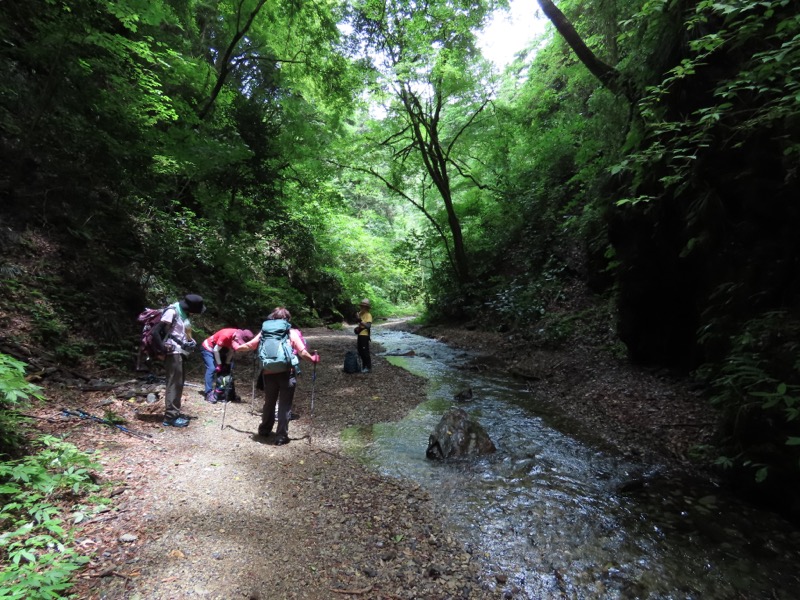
[{"xmin": 345, "ymin": 327, "xmax": 800, "ymax": 599}]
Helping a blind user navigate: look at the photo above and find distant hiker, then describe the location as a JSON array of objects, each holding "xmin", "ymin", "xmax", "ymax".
[
  {"xmin": 236, "ymin": 307, "xmax": 320, "ymax": 445},
  {"xmin": 354, "ymin": 298, "xmax": 372, "ymax": 373},
  {"xmin": 150, "ymin": 294, "xmax": 205, "ymax": 428},
  {"xmin": 201, "ymin": 328, "xmax": 254, "ymax": 404}
]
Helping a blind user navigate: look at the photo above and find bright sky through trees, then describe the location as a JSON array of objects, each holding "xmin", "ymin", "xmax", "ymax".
[{"xmin": 477, "ymin": 0, "xmax": 547, "ymax": 68}]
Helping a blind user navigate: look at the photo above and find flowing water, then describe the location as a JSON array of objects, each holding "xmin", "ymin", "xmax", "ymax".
[{"xmin": 345, "ymin": 327, "xmax": 800, "ymax": 599}]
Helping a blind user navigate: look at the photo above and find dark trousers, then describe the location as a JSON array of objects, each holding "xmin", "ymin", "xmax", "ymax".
[
  {"xmin": 164, "ymin": 354, "xmax": 185, "ymax": 420},
  {"xmin": 357, "ymin": 335, "xmax": 371, "ymax": 370},
  {"xmin": 261, "ymin": 371, "xmax": 296, "ymax": 438}
]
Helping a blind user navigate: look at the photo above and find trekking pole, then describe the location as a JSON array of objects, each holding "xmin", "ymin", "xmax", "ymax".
[
  {"xmin": 61, "ymin": 408, "xmax": 152, "ymax": 440},
  {"xmin": 220, "ymin": 364, "xmax": 233, "ymax": 430},
  {"xmin": 308, "ymin": 352, "xmax": 318, "ymax": 444},
  {"xmin": 251, "ymin": 353, "xmax": 259, "ymax": 415}
]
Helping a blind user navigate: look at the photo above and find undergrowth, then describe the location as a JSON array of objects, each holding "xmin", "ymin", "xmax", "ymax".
[
  {"xmin": 697, "ymin": 312, "xmax": 800, "ymax": 489},
  {"xmin": 0, "ymin": 354, "xmax": 104, "ymax": 599}
]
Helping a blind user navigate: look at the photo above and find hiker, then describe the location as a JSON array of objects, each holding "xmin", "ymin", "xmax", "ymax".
[
  {"xmin": 355, "ymin": 298, "xmax": 373, "ymax": 373},
  {"xmin": 200, "ymin": 328, "xmax": 254, "ymax": 404},
  {"xmin": 150, "ymin": 294, "xmax": 205, "ymax": 427},
  {"xmin": 236, "ymin": 307, "xmax": 320, "ymax": 445}
]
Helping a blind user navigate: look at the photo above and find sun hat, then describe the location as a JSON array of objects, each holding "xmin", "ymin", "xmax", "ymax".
[
  {"xmin": 179, "ymin": 294, "xmax": 206, "ymax": 314},
  {"xmin": 360, "ymin": 298, "xmax": 371, "ymax": 307}
]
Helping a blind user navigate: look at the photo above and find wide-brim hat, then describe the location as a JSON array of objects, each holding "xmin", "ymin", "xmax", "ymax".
[
  {"xmin": 235, "ymin": 329, "xmax": 254, "ymax": 344},
  {"xmin": 179, "ymin": 294, "xmax": 206, "ymax": 315},
  {"xmin": 359, "ymin": 298, "xmax": 371, "ymax": 308}
]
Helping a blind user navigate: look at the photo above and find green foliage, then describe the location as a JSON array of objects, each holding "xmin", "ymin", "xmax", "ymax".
[
  {"xmin": 0, "ymin": 354, "xmax": 43, "ymax": 458},
  {"xmin": 0, "ymin": 0, "xmax": 370, "ymax": 346},
  {"xmin": 0, "ymin": 437, "xmax": 101, "ymax": 599},
  {"xmin": 419, "ymin": 1, "xmax": 627, "ymax": 322},
  {"xmin": 698, "ymin": 311, "xmax": 800, "ymax": 484},
  {"xmin": 94, "ymin": 347, "xmax": 133, "ymax": 371},
  {"xmin": 345, "ymin": 0, "xmax": 504, "ymax": 285},
  {"xmin": 615, "ymin": 0, "xmax": 799, "ymax": 205}
]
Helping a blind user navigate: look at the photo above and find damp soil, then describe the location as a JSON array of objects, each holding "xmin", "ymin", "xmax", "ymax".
[{"xmin": 29, "ymin": 322, "xmax": 719, "ymax": 600}]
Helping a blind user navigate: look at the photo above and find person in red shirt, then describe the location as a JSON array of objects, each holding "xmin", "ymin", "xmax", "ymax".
[{"xmin": 201, "ymin": 328, "xmax": 254, "ymax": 403}]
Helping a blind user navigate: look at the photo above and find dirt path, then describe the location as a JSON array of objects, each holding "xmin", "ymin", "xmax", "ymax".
[{"xmin": 57, "ymin": 328, "xmax": 497, "ymax": 600}]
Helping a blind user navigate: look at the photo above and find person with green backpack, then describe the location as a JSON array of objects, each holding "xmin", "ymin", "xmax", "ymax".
[{"xmin": 236, "ymin": 307, "xmax": 320, "ymax": 445}]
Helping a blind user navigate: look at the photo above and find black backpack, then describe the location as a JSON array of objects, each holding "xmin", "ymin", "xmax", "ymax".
[{"xmin": 343, "ymin": 350, "xmax": 361, "ymax": 374}]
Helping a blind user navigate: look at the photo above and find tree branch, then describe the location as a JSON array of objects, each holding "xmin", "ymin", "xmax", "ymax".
[
  {"xmin": 327, "ymin": 159, "xmax": 457, "ymax": 275},
  {"xmin": 536, "ymin": 0, "xmax": 631, "ymax": 100},
  {"xmin": 198, "ymin": 0, "xmax": 269, "ymax": 120},
  {"xmin": 447, "ymin": 157, "xmax": 500, "ymax": 193}
]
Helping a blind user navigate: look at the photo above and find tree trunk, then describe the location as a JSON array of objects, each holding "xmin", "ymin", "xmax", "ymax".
[
  {"xmin": 400, "ymin": 87, "xmax": 471, "ymax": 284},
  {"xmin": 536, "ymin": 0, "xmax": 630, "ymax": 100}
]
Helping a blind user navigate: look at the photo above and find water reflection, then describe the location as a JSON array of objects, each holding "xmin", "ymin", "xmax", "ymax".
[{"xmin": 345, "ymin": 327, "xmax": 800, "ymax": 598}]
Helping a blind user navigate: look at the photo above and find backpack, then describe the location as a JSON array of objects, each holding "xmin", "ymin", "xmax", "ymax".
[
  {"xmin": 214, "ymin": 373, "xmax": 237, "ymax": 403},
  {"xmin": 136, "ymin": 306, "xmax": 170, "ymax": 365},
  {"xmin": 343, "ymin": 350, "xmax": 361, "ymax": 374},
  {"xmin": 257, "ymin": 319, "xmax": 298, "ymax": 374}
]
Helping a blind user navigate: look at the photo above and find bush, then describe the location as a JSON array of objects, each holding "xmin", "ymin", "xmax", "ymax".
[
  {"xmin": 0, "ymin": 353, "xmax": 44, "ymax": 458},
  {"xmin": 698, "ymin": 312, "xmax": 800, "ymax": 493},
  {"xmin": 0, "ymin": 436, "xmax": 102, "ymax": 599}
]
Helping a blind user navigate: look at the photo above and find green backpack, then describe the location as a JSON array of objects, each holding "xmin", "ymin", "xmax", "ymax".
[{"xmin": 257, "ymin": 319, "xmax": 299, "ymax": 373}]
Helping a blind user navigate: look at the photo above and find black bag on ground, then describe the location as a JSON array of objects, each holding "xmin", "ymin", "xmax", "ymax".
[
  {"xmin": 214, "ymin": 373, "xmax": 238, "ymax": 403},
  {"xmin": 343, "ymin": 351, "xmax": 361, "ymax": 374}
]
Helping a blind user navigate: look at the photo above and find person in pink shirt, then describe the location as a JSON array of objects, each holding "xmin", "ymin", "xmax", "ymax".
[
  {"xmin": 201, "ymin": 327, "xmax": 254, "ymax": 403},
  {"xmin": 236, "ymin": 307, "xmax": 320, "ymax": 445}
]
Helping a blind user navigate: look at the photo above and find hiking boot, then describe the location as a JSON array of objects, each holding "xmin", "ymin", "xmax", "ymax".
[
  {"xmin": 258, "ymin": 424, "xmax": 272, "ymax": 437},
  {"xmin": 275, "ymin": 435, "xmax": 290, "ymax": 446},
  {"xmin": 362, "ymin": 368, "xmax": 371, "ymax": 373},
  {"xmin": 163, "ymin": 416, "xmax": 190, "ymax": 428},
  {"xmin": 205, "ymin": 392, "xmax": 217, "ymax": 404}
]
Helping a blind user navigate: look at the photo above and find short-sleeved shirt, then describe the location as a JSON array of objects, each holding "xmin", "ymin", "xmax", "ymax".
[
  {"xmin": 288, "ymin": 328, "xmax": 307, "ymax": 354},
  {"xmin": 358, "ymin": 310, "xmax": 372, "ymax": 336},
  {"xmin": 160, "ymin": 303, "xmax": 190, "ymax": 355},
  {"xmin": 202, "ymin": 328, "xmax": 239, "ymax": 352}
]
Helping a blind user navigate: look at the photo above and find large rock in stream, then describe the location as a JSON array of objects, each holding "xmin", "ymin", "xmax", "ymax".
[{"xmin": 426, "ymin": 407, "xmax": 496, "ymax": 460}]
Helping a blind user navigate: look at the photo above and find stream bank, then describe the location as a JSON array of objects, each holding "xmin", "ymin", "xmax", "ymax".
[{"xmin": 402, "ymin": 321, "xmax": 719, "ymax": 474}]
